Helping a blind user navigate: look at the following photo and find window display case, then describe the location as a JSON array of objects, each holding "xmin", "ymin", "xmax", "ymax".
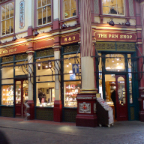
[
  {"xmin": 64, "ymin": 82, "xmax": 81, "ymax": 107},
  {"xmin": 2, "ymin": 85, "xmax": 14, "ymax": 105}
]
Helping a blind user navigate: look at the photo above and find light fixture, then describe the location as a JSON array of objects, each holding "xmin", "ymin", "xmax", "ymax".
[
  {"xmin": 38, "ymin": 63, "xmax": 41, "ymax": 67},
  {"xmin": 48, "ymin": 62, "xmax": 52, "ymax": 68},
  {"xmin": 34, "ymin": 30, "xmax": 39, "ymax": 36},
  {"xmin": 112, "ymin": 60, "xmax": 114, "ymax": 63},
  {"xmin": 12, "ymin": 36, "xmax": 17, "ymax": 41},
  {"xmin": 109, "ymin": 19, "xmax": 115, "ymax": 26},
  {"xmin": 125, "ymin": 20, "xmax": 130, "ymax": 26},
  {"xmin": 67, "ymin": 64, "xmax": 69, "ymax": 67},
  {"xmin": 45, "ymin": 65, "xmax": 48, "ymax": 68},
  {"xmin": 69, "ymin": 63, "xmax": 71, "ymax": 65}
]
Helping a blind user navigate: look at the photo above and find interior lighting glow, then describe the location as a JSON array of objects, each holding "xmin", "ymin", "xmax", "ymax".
[{"xmin": 106, "ymin": 67, "xmax": 111, "ymax": 69}]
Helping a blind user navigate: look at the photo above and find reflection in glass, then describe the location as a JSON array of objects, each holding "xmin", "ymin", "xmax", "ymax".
[{"xmin": 118, "ymin": 77, "xmax": 125, "ymax": 105}]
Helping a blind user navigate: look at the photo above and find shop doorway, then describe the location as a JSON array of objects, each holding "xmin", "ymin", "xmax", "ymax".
[
  {"xmin": 15, "ymin": 80, "xmax": 28, "ymax": 117},
  {"xmin": 103, "ymin": 74, "xmax": 128, "ymax": 121}
]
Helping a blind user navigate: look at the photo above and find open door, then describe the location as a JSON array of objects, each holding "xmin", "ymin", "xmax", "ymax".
[
  {"xmin": 15, "ymin": 80, "xmax": 28, "ymax": 117},
  {"xmin": 115, "ymin": 75, "xmax": 128, "ymax": 121}
]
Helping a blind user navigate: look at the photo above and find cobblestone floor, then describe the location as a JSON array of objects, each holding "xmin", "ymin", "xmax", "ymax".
[{"xmin": 0, "ymin": 117, "xmax": 144, "ymax": 144}]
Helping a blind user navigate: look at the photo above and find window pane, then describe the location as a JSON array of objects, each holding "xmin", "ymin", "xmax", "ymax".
[
  {"xmin": 71, "ymin": 0, "xmax": 76, "ymax": 17},
  {"xmin": 38, "ymin": 0, "xmax": 41, "ymax": 8},
  {"xmin": 47, "ymin": 0, "xmax": 51, "ymax": 4},
  {"xmin": 2, "ymin": 5, "xmax": 6, "ymax": 20},
  {"xmin": 2, "ymin": 64, "xmax": 14, "ymax": 84},
  {"xmin": 47, "ymin": 5, "xmax": 51, "ymax": 23},
  {"xmin": 2, "ymin": 85, "xmax": 14, "ymax": 106},
  {"xmin": 64, "ymin": 53, "xmax": 81, "ymax": 80},
  {"xmin": 43, "ymin": 7, "xmax": 46, "ymax": 24},
  {"xmin": 128, "ymin": 54, "xmax": 133, "ymax": 104},
  {"xmin": 38, "ymin": 8, "xmax": 42, "ymax": 25},
  {"xmin": 6, "ymin": 4, "xmax": 9, "ymax": 19},
  {"xmin": 10, "ymin": 2, "xmax": 14, "ymax": 17},
  {"xmin": 6, "ymin": 19, "xmax": 10, "ymax": 34},
  {"xmin": 36, "ymin": 82, "xmax": 55, "ymax": 107},
  {"xmin": 64, "ymin": 0, "xmax": 70, "ymax": 18},
  {"xmin": 36, "ymin": 57, "xmax": 55, "ymax": 82},
  {"xmin": 105, "ymin": 54, "xmax": 125, "ymax": 72},
  {"xmin": 117, "ymin": 0, "xmax": 124, "ymax": 15},
  {"xmin": 42, "ymin": 0, "xmax": 47, "ymax": 6},
  {"xmin": 64, "ymin": 81, "xmax": 81, "ymax": 107},
  {"xmin": 2, "ymin": 21, "xmax": 5, "ymax": 35},
  {"xmin": 11, "ymin": 18, "xmax": 14, "ymax": 33},
  {"xmin": 15, "ymin": 61, "xmax": 28, "ymax": 76}
]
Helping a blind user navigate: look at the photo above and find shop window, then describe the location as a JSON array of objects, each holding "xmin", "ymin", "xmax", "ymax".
[
  {"xmin": 105, "ymin": 54, "xmax": 125, "ymax": 72},
  {"xmin": 36, "ymin": 82, "xmax": 55, "ymax": 107},
  {"xmin": 64, "ymin": 81, "xmax": 81, "ymax": 107},
  {"xmin": 1, "ymin": 2, "xmax": 14, "ymax": 36},
  {"xmin": 63, "ymin": 0, "xmax": 77, "ymax": 19},
  {"xmin": 64, "ymin": 53, "xmax": 81, "ymax": 107},
  {"xmin": 36, "ymin": 57, "xmax": 55, "ymax": 107},
  {"xmin": 2, "ymin": 85, "xmax": 14, "ymax": 105},
  {"xmin": 128, "ymin": 54, "xmax": 133, "ymax": 104},
  {"xmin": 37, "ymin": 0, "xmax": 51, "ymax": 26},
  {"xmin": 102, "ymin": 0, "xmax": 124, "ymax": 15},
  {"xmin": 15, "ymin": 61, "xmax": 28, "ymax": 76},
  {"xmin": 2, "ymin": 64, "xmax": 14, "ymax": 84}
]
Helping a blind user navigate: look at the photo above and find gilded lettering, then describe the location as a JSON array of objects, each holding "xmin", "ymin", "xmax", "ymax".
[
  {"xmin": 64, "ymin": 38, "xmax": 67, "ymax": 42},
  {"xmin": 68, "ymin": 37, "xmax": 72, "ymax": 41},
  {"xmin": 120, "ymin": 35, "xmax": 123, "ymax": 39},
  {"xmin": 130, "ymin": 35, "xmax": 132, "ymax": 39},
  {"xmin": 127, "ymin": 35, "xmax": 130, "ymax": 39},
  {"xmin": 3, "ymin": 50, "xmax": 8, "ymax": 54},
  {"xmin": 124, "ymin": 35, "xmax": 126, "ymax": 39},
  {"xmin": 109, "ymin": 34, "xmax": 112, "ymax": 38},
  {"xmin": 73, "ymin": 36, "xmax": 75, "ymax": 40}
]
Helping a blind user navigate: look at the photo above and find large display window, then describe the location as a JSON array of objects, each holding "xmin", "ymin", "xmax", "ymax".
[
  {"xmin": 2, "ymin": 63, "xmax": 14, "ymax": 106},
  {"xmin": 64, "ymin": 53, "xmax": 81, "ymax": 107},
  {"xmin": 36, "ymin": 57, "xmax": 55, "ymax": 107}
]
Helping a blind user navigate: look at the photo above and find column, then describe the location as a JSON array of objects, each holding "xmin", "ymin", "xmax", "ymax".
[
  {"xmin": 53, "ymin": 0, "xmax": 60, "ymax": 30},
  {"xmin": 53, "ymin": 47, "xmax": 62, "ymax": 122},
  {"xmin": 26, "ymin": 50, "xmax": 34, "ymax": 120},
  {"xmin": 138, "ymin": 1, "xmax": 144, "ymax": 121},
  {"xmin": 76, "ymin": 0, "xmax": 97, "ymax": 127}
]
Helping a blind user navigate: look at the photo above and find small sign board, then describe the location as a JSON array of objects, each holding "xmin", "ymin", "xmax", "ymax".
[{"xmin": 72, "ymin": 64, "xmax": 79, "ymax": 74}]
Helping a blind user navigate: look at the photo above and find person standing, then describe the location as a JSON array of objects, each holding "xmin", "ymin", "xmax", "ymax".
[{"xmin": 111, "ymin": 89, "xmax": 117, "ymax": 119}]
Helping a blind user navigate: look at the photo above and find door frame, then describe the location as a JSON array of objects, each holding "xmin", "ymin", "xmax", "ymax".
[{"xmin": 14, "ymin": 78, "xmax": 28, "ymax": 117}]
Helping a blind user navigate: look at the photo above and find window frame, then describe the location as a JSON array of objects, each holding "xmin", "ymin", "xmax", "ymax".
[
  {"xmin": 0, "ymin": 0, "xmax": 15, "ymax": 37},
  {"xmin": 102, "ymin": 0, "xmax": 125, "ymax": 16},
  {"xmin": 36, "ymin": 0, "xmax": 52, "ymax": 27}
]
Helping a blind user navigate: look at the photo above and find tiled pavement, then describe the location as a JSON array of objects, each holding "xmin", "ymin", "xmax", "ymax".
[{"xmin": 0, "ymin": 117, "xmax": 144, "ymax": 144}]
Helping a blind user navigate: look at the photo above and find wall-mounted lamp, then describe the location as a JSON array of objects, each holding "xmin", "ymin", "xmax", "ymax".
[
  {"xmin": 34, "ymin": 30, "xmax": 39, "ymax": 36},
  {"xmin": 125, "ymin": 20, "xmax": 130, "ymax": 26},
  {"xmin": 108, "ymin": 19, "xmax": 115, "ymax": 26},
  {"xmin": 61, "ymin": 23, "xmax": 67, "ymax": 29},
  {"xmin": 12, "ymin": 36, "xmax": 17, "ymax": 41}
]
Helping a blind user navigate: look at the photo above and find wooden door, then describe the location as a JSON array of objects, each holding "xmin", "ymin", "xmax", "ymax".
[
  {"xmin": 15, "ymin": 80, "xmax": 24, "ymax": 117},
  {"xmin": 116, "ymin": 75, "xmax": 128, "ymax": 121}
]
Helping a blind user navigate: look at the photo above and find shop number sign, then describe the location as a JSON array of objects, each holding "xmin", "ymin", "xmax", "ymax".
[{"xmin": 72, "ymin": 64, "xmax": 79, "ymax": 74}]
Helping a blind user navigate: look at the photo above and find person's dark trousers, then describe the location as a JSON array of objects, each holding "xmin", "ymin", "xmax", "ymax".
[{"xmin": 114, "ymin": 102, "xmax": 117, "ymax": 119}]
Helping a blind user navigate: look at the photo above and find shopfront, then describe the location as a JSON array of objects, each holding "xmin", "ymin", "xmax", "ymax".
[{"xmin": 96, "ymin": 41, "xmax": 139, "ymax": 121}]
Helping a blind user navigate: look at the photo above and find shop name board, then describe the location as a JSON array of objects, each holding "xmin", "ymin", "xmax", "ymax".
[
  {"xmin": 61, "ymin": 33, "xmax": 80, "ymax": 45},
  {"xmin": 96, "ymin": 33, "xmax": 137, "ymax": 42},
  {"xmin": 0, "ymin": 48, "xmax": 17, "ymax": 55}
]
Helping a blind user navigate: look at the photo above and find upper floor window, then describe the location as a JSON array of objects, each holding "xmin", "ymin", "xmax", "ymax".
[
  {"xmin": 1, "ymin": 2, "xmax": 14, "ymax": 36},
  {"xmin": 102, "ymin": 0, "xmax": 124, "ymax": 15},
  {"xmin": 63, "ymin": 0, "xmax": 77, "ymax": 19},
  {"xmin": 37, "ymin": 0, "xmax": 51, "ymax": 26}
]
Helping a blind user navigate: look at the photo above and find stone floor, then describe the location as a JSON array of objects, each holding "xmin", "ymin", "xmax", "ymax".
[{"xmin": 0, "ymin": 117, "xmax": 144, "ymax": 144}]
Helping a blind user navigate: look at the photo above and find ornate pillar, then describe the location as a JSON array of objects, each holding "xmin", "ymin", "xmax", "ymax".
[
  {"xmin": 76, "ymin": 0, "xmax": 97, "ymax": 127},
  {"xmin": 26, "ymin": 47, "xmax": 34, "ymax": 120},
  {"xmin": 138, "ymin": 0, "xmax": 144, "ymax": 121}
]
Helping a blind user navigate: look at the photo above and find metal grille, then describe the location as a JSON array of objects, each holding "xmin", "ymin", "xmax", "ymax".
[
  {"xmin": 2, "ymin": 56, "xmax": 13, "ymax": 63},
  {"xmin": 36, "ymin": 48, "xmax": 54, "ymax": 58},
  {"xmin": 15, "ymin": 54, "xmax": 27, "ymax": 61},
  {"xmin": 36, "ymin": 108, "xmax": 53, "ymax": 121},
  {"xmin": 64, "ymin": 45, "xmax": 79, "ymax": 53},
  {"xmin": 64, "ymin": 108, "xmax": 77, "ymax": 122},
  {"xmin": 1, "ymin": 107, "xmax": 13, "ymax": 117}
]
